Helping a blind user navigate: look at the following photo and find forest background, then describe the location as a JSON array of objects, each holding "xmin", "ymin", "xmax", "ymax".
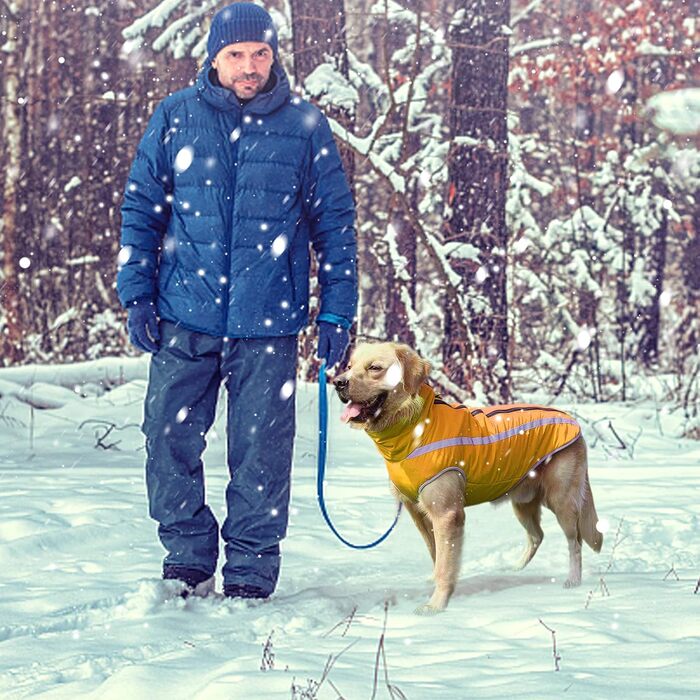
[{"xmin": 0, "ymin": 0, "xmax": 697, "ymax": 430}]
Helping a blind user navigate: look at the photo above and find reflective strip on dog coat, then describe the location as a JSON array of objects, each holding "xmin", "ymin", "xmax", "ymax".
[{"xmin": 366, "ymin": 385, "xmax": 581, "ymax": 504}]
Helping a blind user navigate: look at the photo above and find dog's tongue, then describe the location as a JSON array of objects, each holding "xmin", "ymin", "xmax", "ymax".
[{"xmin": 340, "ymin": 403, "xmax": 362, "ymax": 423}]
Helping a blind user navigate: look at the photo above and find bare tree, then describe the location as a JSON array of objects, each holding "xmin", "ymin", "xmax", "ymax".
[
  {"xmin": 290, "ymin": 0, "xmax": 355, "ymax": 377},
  {"xmin": 445, "ymin": 0, "xmax": 511, "ymax": 401},
  {"xmin": 1, "ymin": 0, "xmax": 24, "ymax": 364}
]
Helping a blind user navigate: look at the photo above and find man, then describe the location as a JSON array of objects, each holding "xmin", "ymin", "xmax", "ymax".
[{"xmin": 116, "ymin": 2, "xmax": 357, "ymax": 600}]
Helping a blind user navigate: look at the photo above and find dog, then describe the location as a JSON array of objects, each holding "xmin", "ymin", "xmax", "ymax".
[{"xmin": 333, "ymin": 341, "xmax": 603, "ymax": 615}]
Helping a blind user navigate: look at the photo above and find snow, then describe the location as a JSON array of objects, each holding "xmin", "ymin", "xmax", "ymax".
[
  {"xmin": 174, "ymin": 146, "xmax": 194, "ymax": 174},
  {"xmin": 605, "ymin": 69, "xmax": 625, "ymax": 96},
  {"xmin": 304, "ymin": 64, "xmax": 359, "ymax": 116},
  {"xmin": 63, "ymin": 176, "xmax": 81, "ymax": 193},
  {"xmin": 122, "ymin": 0, "xmax": 184, "ymax": 36},
  {"xmin": 122, "ymin": 0, "xmax": 212, "ymax": 59},
  {"xmin": 646, "ymin": 88, "xmax": 700, "ymax": 136},
  {"xmin": 510, "ymin": 37, "xmax": 562, "ymax": 57},
  {"xmin": 1, "ymin": 361, "xmax": 698, "ymax": 698},
  {"xmin": 442, "ymin": 241, "xmax": 482, "ymax": 262}
]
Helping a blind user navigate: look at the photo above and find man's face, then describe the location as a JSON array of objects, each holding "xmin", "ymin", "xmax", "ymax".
[{"xmin": 212, "ymin": 41, "xmax": 274, "ymax": 100}]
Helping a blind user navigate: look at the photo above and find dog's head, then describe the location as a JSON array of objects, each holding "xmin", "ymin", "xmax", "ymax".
[{"xmin": 333, "ymin": 342, "xmax": 432, "ymax": 432}]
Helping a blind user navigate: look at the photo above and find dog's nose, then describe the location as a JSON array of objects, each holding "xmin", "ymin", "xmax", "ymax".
[{"xmin": 333, "ymin": 377, "xmax": 348, "ymax": 390}]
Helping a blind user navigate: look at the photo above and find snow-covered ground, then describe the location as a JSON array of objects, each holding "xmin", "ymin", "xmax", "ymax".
[{"xmin": 0, "ymin": 359, "xmax": 698, "ymax": 699}]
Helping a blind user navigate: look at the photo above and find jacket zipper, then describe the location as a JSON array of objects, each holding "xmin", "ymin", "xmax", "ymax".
[{"xmin": 225, "ymin": 109, "xmax": 242, "ymax": 324}]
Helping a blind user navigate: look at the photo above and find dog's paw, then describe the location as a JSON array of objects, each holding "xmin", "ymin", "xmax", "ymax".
[
  {"xmin": 563, "ymin": 577, "xmax": 581, "ymax": 589},
  {"xmin": 414, "ymin": 602, "xmax": 444, "ymax": 616}
]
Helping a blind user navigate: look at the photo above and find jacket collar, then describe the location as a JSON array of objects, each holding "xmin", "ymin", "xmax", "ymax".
[
  {"xmin": 196, "ymin": 58, "xmax": 291, "ymax": 115},
  {"xmin": 366, "ymin": 384, "xmax": 435, "ymax": 462}
]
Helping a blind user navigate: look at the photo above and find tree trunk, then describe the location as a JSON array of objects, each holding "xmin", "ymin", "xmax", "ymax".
[
  {"xmin": 289, "ymin": 0, "xmax": 355, "ymax": 378},
  {"xmin": 636, "ymin": 205, "xmax": 668, "ymax": 367},
  {"xmin": 1, "ymin": 1, "xmax": 24, "ymax": 365},
  {"xmin": 570, "ymin": 0, "xmax": 603, "ymax": 399},
  {"xmin": 383, "ymin": 1, "xmax": 422, "ymax": 347},
  {"xmin": 445, "ymin": 0, "xmax": 510, "ymax": 402},
  {"xmin": 290, "ymin": 0, "xmax": 354, "ymax": 183}
]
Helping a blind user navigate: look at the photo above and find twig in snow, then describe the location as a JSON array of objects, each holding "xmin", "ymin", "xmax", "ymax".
[
  {"xmin": 589, "ymin": 419, "xmax": 632, "ymax": 459},
  {"xmin": 95, "ymin": 424, "xmax": 120, "ymax": 450},
  {"xmin": 78, "ymin": 418, "xmax": 141, "ymax": 450},
  {"xmin": 0, "ymin": 406, "xmax": 26, "ymax": 430},
  {"xmin": 371, "ymin": 600, "xmax": 407, "ymax": 700},
  {"xmin": 323, "ymin": 605, "xmax": 358, "ymax": 638},
  {"xmin": 327, "ymin": 679, "xmax": 346, "ymax": 699},
  {"xmin": 628, "ymin": 426, "xmax": 643, "ymax": 458},
  {"xmin": 538, "ymin": 618, "xmax": 561, "ymax": 671},
  {"xmin": 585, "ymin": 576, "xmax": 611, "ymax": 609},
  {"xmin": 663, "ymin": 564, "xmax": 680, "ymax": 581},
  {"xmin": 654, "ymin": 406, "xmax": 665, "ymax": 437},
  {"xmin": 290, "ymin": 676, "xmax": 319, "ymax": 700},
  {"xmin": 341, "ymin": 607, "xmax": 358, "ymax": 636},
  {"xmin": 605, "ymin": 518, "xmax": 626, "ymax": 572},
  {"xmin": 261, "ymin": 629, "xmax": 275, "ymax": 671},
  {"xmin": 693, "ymin": 577, "xmax": 700, "ymax": 595},
  {"xmin": 290, "ymin": 639, "xmax": 359, "ymax": 699},
  {"xmin": 607, "ymin": 420, "xmax": 626, "ymax": 450},
  {"xmin": 585, "ymin": 517, "xmax": 625, "ymax": 608}
]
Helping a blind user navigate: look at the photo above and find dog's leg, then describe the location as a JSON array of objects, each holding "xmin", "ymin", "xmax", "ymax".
[
  {"xmin": 511, "ymin": 498, "xmax": 544, "ymax": 570},
  {"xmin": 415, "ymin": 472, "xmax": 465, "ymax": 615},
  {"xmin": 542, "ymin": 438, "xmax": 588, "ymax": 588},
  {"xmin": 403, "ymin": 499, "xmax": 436, "ymax": 565},
  {"xmin": 554, "ymin": 505, "xmax": 582, "ymax": 587}
]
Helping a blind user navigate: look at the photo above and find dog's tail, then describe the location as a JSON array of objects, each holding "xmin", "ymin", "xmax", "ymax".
[{"xmin": 579, "ymin": 473, "xmax": 603, "ymax": 552}]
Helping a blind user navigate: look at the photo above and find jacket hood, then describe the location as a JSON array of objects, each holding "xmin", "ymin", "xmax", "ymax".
[{"xmin": 196, "ymin": 58, "xmax": 291, "ymax": 114}]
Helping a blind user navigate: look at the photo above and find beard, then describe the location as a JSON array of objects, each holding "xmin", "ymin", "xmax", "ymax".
[{"xmin": 231, "ymin": 72, "xmax": 266, "ymax": 98}]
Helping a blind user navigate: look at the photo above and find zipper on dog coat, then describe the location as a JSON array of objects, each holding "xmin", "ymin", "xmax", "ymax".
[{"xmin": 367, "ymin": 385, "xmax": 581, "ymax": 504}]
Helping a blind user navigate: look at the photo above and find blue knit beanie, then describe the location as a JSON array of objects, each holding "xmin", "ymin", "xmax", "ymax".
[{"xmin": 207, "ymin": 3, "xmax": 278, "ymax": 61}]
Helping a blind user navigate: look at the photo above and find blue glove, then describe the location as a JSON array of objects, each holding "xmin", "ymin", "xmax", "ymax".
[
  {"xmin": 126, "ymin": 299, "xmax": 160, "ymax": 354},
  {"xmin": 317, "ymin": 321, "xmax": 350, "ymax": 368}
]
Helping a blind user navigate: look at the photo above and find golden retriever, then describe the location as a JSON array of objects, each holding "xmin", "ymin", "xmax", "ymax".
[{"xmin": 333, "ymin": 341, "xmax": 603, "ymax": 614}]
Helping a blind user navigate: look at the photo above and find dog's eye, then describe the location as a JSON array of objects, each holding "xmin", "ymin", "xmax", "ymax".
[{"xmin": 368, "ymin": 365, "xmax": 383, "ymax": 372}]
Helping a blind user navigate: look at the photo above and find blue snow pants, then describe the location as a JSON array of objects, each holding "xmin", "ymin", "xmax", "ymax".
[{"xmin": 141, "ymin": 319, "xmax": 297, "ymax": 595}]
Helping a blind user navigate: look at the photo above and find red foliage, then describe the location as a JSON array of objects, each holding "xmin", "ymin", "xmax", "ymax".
[{"xmin": 509, "ymin": 0, "xmax": 694, "ymax": 114}]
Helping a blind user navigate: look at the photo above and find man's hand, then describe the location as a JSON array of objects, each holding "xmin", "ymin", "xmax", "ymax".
[
  {"xmin": 127, "ymin": 300, "xmax": 160, "ymax": 354},
  {"xmin": 317, "ymin": 321, "xmax": 350, "ymax": 369}
]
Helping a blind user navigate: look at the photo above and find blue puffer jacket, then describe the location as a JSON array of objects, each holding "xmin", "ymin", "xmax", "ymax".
[{"xmin": 117, "ymin": 59, "xmax": 357, "ymax": 338}]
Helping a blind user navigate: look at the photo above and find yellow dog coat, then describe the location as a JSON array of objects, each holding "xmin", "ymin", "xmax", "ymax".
[{"xmin": 367, "ymin": 384, "xmax": 581, "ymax": 504}]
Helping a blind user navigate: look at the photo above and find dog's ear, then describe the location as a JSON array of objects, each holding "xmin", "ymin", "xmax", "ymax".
[{"xmin": 394, "ymin": 344, "xmax": 432, "ymax": 396}]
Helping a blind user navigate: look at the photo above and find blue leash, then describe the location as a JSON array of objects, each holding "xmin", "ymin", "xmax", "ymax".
[{"xmin": 317, "ymin": 360, "xmax": 402, "ymax": 549}]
